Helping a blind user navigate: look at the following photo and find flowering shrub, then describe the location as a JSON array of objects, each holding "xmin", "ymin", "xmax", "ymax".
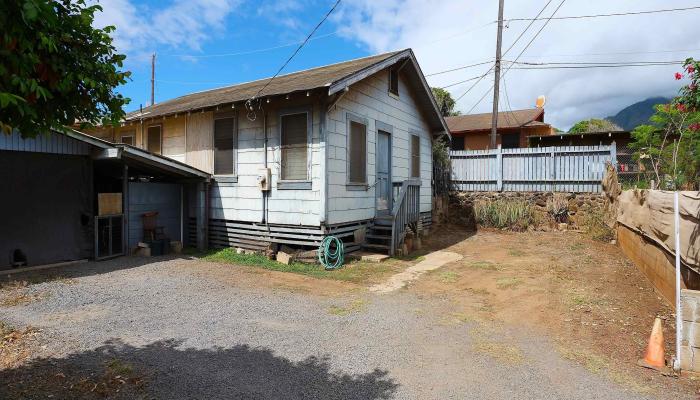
[{"xmin": 629, "ymin": 58, "xmax": 700, "ymax": 190}]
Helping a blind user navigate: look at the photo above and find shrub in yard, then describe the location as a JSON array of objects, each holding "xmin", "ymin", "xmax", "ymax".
[
  {"xmin": 546, "ymin": 193, "xmax": 569, "ymax": 223},
  {"xmin": 580, "ymin": 209, "xmax": 615, "ymax": 242},
  {"xmin": 473, "ymin": 199, "xmax": 536, "ymax": 231}
]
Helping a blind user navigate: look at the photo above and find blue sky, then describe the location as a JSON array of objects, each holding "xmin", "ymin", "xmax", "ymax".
[
  {"xmin": 94, "ymin": 0, "xmax": 700, "ymax": 129},
  {"xmin": 96, "ymin": 0, "xmax": 368, "ymax": 112}
]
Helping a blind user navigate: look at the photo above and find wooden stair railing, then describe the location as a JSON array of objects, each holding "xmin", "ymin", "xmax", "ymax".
[{"xmin": 389, "ymin": 179, "xmax": 421, "ymax": 256}]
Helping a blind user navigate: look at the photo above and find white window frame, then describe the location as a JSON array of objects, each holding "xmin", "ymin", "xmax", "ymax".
[
  {"xmin": 278, "ymin": 106, "xmax": 312, "ymax": 190},
  {"xmin": 119, "ymin": 131, "xmax": 135, "ymax": 145},
  {"xmin": 346, "ymin": 112, "xmax": 369, "ymax": 188},
  {"xmin": 213, "ymin": 112, "xmax": 238, "ymax": 178}
]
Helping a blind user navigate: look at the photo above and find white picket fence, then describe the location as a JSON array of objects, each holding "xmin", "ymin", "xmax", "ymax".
[{"xmin": 450, "ymin": 144, "xmax": 617, "ymax": 193}]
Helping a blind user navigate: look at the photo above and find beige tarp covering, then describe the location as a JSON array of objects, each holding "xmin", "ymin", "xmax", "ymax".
[{"xmin": 617, "ymin": 190, "xmax": 700, "ymax": 268}]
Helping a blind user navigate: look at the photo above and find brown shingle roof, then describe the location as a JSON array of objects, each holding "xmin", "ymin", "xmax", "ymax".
[
  {"xmin": 445, "ymin": 108, "xmax": 545, "ymax": 133},
  {"xmin": 125, "ymin": 51, "xmax": 402, "ymax": 121}
]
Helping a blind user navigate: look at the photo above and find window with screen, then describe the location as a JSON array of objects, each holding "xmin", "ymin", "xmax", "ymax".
[
  {"xmin": 280, "ymin": 113, "xmax": 308, "ymax": 180},
  {"xmin": 147, "ymin": 125, "xmax": 161, "ymax": 154},
  {"xmin": 411, "ymin": 135, "xmax": 420, "ymax": 178},
  {"xmin": 348, "ymin": 120, "xmax": 367, "ymax": 184},
  {"xmin": 389, "ymin": 68, "xmax": 399, "ymax": 96},
  {"xmin": 214, "ymin": 117, "xmax": 236, "ymax": 175}
]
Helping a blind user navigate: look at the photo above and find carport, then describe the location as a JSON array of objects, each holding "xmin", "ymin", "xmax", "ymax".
[{"xmin": 0, "ymin": 129, "xmax": 209, "ymax": 270}]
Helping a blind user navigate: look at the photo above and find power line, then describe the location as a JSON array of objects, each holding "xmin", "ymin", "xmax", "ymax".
[
  {"xmin": 438, "ymin": 73, "xmax": 488, "ymax": 89},
  {"xmin": 161, "ymin": 30, "xmax": 340, "ymax": 59},
  {"xmin": 454, "ymin": 0, "xmax": 555, "ymax": 102},
  {"xmin": 466, "ymin": 0, "xmax": 567, "ymax": 114},
  {"xmin": 517, "ymin": 47, "xmax": 700, "ymax": 59},
  {"xmin": 504, "ymin": 5, "xmax": 700, "ymax": 22},
  {"xmin": 425, "ymin": 60, "xmax": 493, "ymax": 77},
  {"xmin": 509, "ymin": 62, "xmax": 682, "ymax": 70},
  {"xmin": 507, "ymin": 59, "xmax": 686, "ymax": 66},
  {"xmin": 250, "ymin": 0, "xmax": 341, "ymax": 101}
]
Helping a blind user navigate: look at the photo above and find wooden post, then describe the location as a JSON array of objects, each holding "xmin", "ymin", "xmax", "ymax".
[
  {"xmin": 490, "ymin": 0, "xmax": 505, "ymax": 149},
  {"xmin": 496, "ymin": 145, "xmax": 503, "ymax": 191},
  {"xmin": 550, "ymin": 148, "xmax": 556, "ymax": 192},
  {"xmin": 196, "ymin": 182, "xmax": 207, "ymax": 251}
]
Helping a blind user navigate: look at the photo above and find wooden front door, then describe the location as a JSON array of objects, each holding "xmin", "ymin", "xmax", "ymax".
[{"xmin": 376, "ymin": 130, "xmax": 392, "ymax": 215}]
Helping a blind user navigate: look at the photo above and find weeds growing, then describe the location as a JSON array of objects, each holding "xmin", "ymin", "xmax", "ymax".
[{"xmin": 473, "ymin": 199, "xmax": 536, "ymax": 231}]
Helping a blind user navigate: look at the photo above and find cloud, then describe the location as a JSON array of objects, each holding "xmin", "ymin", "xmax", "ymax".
[
  {"xmin": 333, "ymin": 0, "xmax": 700, "ymax": 129},
  {"xmin": 257, "ymin": 0, "xmax": 305, "ymax": 31},
  {"xmin": 92, "ymin": 0, "xmax": 240, "ymax": 60}
]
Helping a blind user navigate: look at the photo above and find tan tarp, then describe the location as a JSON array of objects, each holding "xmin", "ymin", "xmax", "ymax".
[{"xmin": 616, "ymin": 190, "xmax": 700, "ymax": 268}]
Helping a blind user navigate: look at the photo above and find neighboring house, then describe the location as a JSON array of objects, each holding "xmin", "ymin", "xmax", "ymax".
[
  {"xmin": 446, "ymin": 108, "xmax": 554, "ymax": 150},
  {"xmin": 0, "ymin": 128, "xmax": 208, "ymax": 270},
  {"xmin": 86, "ymin": 49, "xmax": 448, "ymax": 255}
]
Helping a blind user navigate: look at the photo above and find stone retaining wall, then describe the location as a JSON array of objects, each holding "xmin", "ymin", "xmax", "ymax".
[{"xmin": 450, "ymin": 191, "xmax": 608, "ymax": 228}]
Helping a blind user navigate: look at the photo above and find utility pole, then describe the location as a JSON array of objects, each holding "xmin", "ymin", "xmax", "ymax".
[
  {"xmin": 150, "ymin": 53, "xmax": 156, "ymax": 106},
  {"xmin": 490, "ymin": 0, "xmax": 505, "ymax": 149}
]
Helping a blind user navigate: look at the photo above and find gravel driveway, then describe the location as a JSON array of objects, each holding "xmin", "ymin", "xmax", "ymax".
[{"xmin": 0, "ymin": 256, "xmax": 676, "ymax": 399}]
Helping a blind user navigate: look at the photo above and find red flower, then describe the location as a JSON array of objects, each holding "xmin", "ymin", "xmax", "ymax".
[
  {"xmin": 687, "ymin": 65, "xmax": 696, "ymax": 74},
  {"xmin": 675, "ymin": 72, "xmax": 684, "ymax": 80},
  {"xmin": 677, "ymin": 103, "xmax": 687, "ymax": 112},
  {"xmin": 689, "ymin": 123, "xmax": 700, "ymax": 131}
]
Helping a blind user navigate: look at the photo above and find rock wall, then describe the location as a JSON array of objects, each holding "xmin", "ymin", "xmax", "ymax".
[{"xmin": 450, "ymin": 191, "xmax": 608, "ymax": 228}]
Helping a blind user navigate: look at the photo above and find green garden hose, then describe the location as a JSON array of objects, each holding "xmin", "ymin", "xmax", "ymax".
[{"xmin": 318, "ymin": 236, "xmax": 344, "ymax": 270}]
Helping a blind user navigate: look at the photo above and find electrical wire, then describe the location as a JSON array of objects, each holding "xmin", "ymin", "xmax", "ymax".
[
  {"xmin": 504, "ymin": 5, "xmax": 700, "ymax": 22},
  {"xmin": 250, "ymin": 0, "xmax": 341, "ymax": 101},
  {"xmin": 161, "ymin": 30, "xmax": 340, "ymax": 59},
  {"xmin": 425, "ymin": 60, "xmax": 493, "ymax": 77},
  {"xmin": 465, "ymin": 0, "xmax": 567, "ymax": 114},
  {"xmin": 454, "ymin": 0, "xmax": 556, "ymax": 103}
]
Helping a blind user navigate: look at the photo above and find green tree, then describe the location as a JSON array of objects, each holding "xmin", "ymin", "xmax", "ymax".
[
  {"xmin": 630, "ymin": 106, "xmax": 700, "ymax": 190},
  {"xmin": 431, "ymin": 87, "xmax": 461, "ymax": 117},
  {"xmin": 1, "ymin": 0, "xmax": 130, "ymax": 137},
  {"xmin": 568, "ymin": 118, "xmax": 622, "ymax": 134}
]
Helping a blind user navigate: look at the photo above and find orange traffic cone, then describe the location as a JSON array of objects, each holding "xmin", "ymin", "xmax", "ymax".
[{"xmin": 637, "ymin": 317, "xmax": 668, "ymax": 371}]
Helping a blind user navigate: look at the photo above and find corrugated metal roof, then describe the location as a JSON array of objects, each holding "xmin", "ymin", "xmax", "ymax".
[
  {"xmin": 125, "ymin": 51, "xmax": 402, "ymax": 121},
  {"xmin": 445, "ymin": 108, "xmax": 545, "ymax": 133}
]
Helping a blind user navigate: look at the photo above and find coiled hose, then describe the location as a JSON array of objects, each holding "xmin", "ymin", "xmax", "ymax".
[{"xmin": 318, "ymin": 236, "xmax": 344, "ymax": 270}]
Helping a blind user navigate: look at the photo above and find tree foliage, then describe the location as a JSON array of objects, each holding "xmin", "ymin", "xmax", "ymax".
[
  {"xmin": 630, "ymin": 59, "xmax": 700, "ymax": 190},
  {"xmin": 431, "ymin": 87, "xmax": 461, "ymax": 117},
  {"xmin": 0, "ymin": 0, "xmax": 130, "ymax": 137},
  {"xmin": 568, "ymin": 118, "xmax": 622, "ymax": 134}
]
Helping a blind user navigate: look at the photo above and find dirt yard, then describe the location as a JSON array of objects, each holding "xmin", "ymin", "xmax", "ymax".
[{"xmin": 0, "ymin": 225, "xmax": 695, "ymax": 399}]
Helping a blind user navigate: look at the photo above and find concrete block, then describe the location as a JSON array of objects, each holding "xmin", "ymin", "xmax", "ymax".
[{"xmin": 277, "ymin": 251, "xmax": 293, "ymax": 265}]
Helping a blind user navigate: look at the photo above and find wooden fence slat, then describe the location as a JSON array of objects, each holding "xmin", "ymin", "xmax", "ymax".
[{"xmin": 450, "ymin": 144, "xmax": 614, "ymax": 193}]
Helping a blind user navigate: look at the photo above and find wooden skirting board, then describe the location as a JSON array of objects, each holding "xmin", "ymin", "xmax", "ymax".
[
  {"xmin": 617, "ymin": 224, "xmax": 700, "ymax": 307},
  {"xmin": 187, "ymin": 213, "xmax": 433, "ymax": 252}
]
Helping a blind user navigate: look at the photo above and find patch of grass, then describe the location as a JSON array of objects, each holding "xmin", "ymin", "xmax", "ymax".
[
  {"xmin": 568, "ymin": 242, "xmax": 586, "ymax": 252},
  {"xmin": 580, "ymin": 209, "xmax": 615, "ymax": 242},
  {"xmin": 559, "ymin": 347, "xmax": 608, "ymax": 374},
  {"xmin": 437, "ymin": 271, "xmax": 460, "ymax": 283},
  {"xmin": 465, "ymin": 287, "xmax": 491, "ymax": 296},
  {"xmin": 468, "ymin": 261, "xmax": 503, "ymax": 271},
  {"xmin": 508, "ymin": 249, "xmax": 526, "ymax": 257},
  {"xmin": 474, "ymin": 340, "xmax": 525, "ymax": 364},
  {"xmin": 327, "ymin": 299, "xmax": 367, "ymax": 316},
  {"xmin": 197, "ymin": 248, "xmax": 395, "ymax": 284},
  {"xmin": 0, "ymin": 320, "xmax": 14, "ymax": 337},
  {"xmin": 496, "ymin": 277, "xmax": 523, "ymax": 290},
  {"xmin": 107, "ymin": 359, "xmax": 134, "ymax": 376}
]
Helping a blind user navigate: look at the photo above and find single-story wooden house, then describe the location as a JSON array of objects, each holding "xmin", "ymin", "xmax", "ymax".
[
  {"xmin": 86, "ymin": 49, "xmax": 449, "ymax": 255},
  {"xmin": 446, "ymin": 108, "xmax": 554, "ymax": 150}
]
